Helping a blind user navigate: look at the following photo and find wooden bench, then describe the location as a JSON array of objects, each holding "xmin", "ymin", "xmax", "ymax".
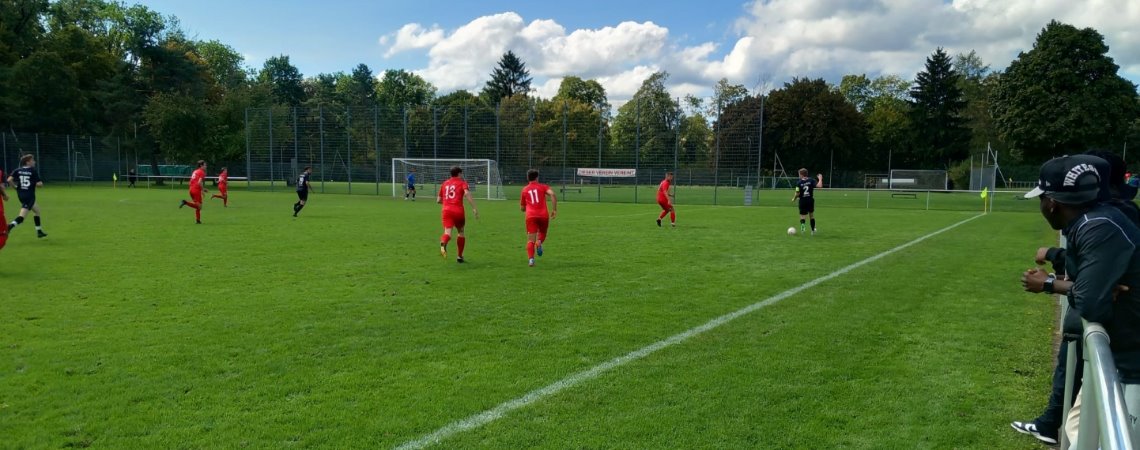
[
  {"xmin": 560, "ymin": 187, "xmax": 582, "ymax": 194},
  {"xmin": 891, "ymin": 193, "xmax": 917, "ymax": 199}
]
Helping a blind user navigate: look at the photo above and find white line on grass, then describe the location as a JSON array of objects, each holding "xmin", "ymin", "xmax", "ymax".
[{"xmin": 395, "ymin": 213, "xmax": 985, "ymax": 450}]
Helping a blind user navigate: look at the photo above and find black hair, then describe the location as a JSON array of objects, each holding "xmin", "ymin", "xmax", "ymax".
[
  {"xmin": 450, "ymin": 166, "xmax": 462, "ymax": 177},
  {"xmin": 527, "ymin": 169, "xmax": 539, "ymax": 181}
]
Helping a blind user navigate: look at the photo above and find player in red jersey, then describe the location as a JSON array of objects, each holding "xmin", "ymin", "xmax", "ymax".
[
  {"xmin": 179, "ymin": 160, "xmax": 208, "ymax": 224},
  {"xmin": 656, "ymin": 171, "xmax": 675, "ymax": 227},
  {"xmin": 0, "ymin": 169, "xmax": 8, "ymax": 252},
  {"xmin": 520, "ymin": 169, "xmax": 558, "ymax": 267},
  {"xmin": 210, "ymin": 166, "xmax": 229, "ymax": 207},
  {"xmin": 437, "ymin": 166, "xmax": 479, "ymax": 263}
]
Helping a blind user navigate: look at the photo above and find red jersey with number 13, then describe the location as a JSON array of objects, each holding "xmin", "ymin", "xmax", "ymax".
[
  {"xmin": 439, "ymin": 177, "xmax": 469, "ymax": 211},
  {"xmin": 657, "ymin": 178, "xmax": 672, "ymax": 203},
  {"xmin": 520, "ymin": 182, "xmax": 551, "ymax": 218}
]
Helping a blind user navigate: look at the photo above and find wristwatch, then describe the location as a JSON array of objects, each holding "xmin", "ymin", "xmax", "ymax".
[{"xmin": 1044, "ymin": 274, "xmax": 1056, "ymax": 294}]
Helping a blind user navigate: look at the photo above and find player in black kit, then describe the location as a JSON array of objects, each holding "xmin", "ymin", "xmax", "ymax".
[
  {"xmin": 791, "ymin": 168, "xmax": 823, "ymax": 236},
  {"xmin": 293, "ymin": 166, "xmax": 313, "ymax": 217},
  {"xmin": 7, "ymin": 154, "xmax": 47, "ymax": 238}
]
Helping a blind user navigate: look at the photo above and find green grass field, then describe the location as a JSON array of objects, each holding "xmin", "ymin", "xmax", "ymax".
[{"xmin": 2, "ymin": 186, "xmax": 1059, "ymax": 448}]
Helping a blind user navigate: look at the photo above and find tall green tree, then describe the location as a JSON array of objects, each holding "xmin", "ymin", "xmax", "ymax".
[
  {"xmin": 197, "ymin": 40, "xmax": 247, "ymax": 91},
  {"xmin": 910, "ymin": 47, "xmax": 971, "ymax": 168},
  {"xmin": 481, "ymin": 50, "xmax": 532, "ymax": 103},
  {"xmin": 553, "ymin": 76, "xmax": 608, "ymax": 112},
  {"xmin": 610, "ymin": 71, "xmax": 681, "ymax": 167},
  {"xmin": 952, "ymin": 50, "xmax": 1006, "ymax": 159},
  {"xmin": 340, "ymin": 63, "xmax": 375, "ymax": 106},
  {"xmin": 376, "ymin": 69, "xmax": 436, "ymax": 108},
  {"xmin": 259, "ymin": 55, "xmax": 305, "ymax": 106},
  {"xmin": 765, "ymin": 78, "xmax": 868, "ymax": 173},
  {"xmin": 838, "ymin": 74, "xmax": 873, "ymax": 112},
  {"xmin": 992, "ymin": 21, "xmax": 1140, "ymax": 159},
  {"xmin": 0, "ymin": 0, "xmax": 49, "ymax": 65}
]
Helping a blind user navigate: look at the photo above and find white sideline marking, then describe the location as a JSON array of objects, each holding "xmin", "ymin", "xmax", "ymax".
[{"xmin": 395, "ymin": 213, "xmax": 985, "ymax": 450}]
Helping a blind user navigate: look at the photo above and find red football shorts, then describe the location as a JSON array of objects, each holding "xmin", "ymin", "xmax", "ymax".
[
  {"xmin": 658, "ymin": 200, "xmax": 672, "ymax": 210},
  {"xmin": 218, "ymin": 185, "xmax": 227, "ymax": 195},
  {"xmin": 442, "ymin": 208, "xmax": 466, "ymax": 229},
  {"xmin": 190, "ymin": 190, "xmax": 203, "ymax": 204},
  {"xmin": 525, "ymin": 216, "xmax": 549, "ymax": 234},
  {"xmin": 0, "ymin": 214, "xmax": 6, "ymax": 250}
]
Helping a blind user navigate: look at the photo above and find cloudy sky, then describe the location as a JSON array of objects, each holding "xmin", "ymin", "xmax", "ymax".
[{"xmin": 143, "ymin": 0, "xmax": 1140, "ymax": 105}]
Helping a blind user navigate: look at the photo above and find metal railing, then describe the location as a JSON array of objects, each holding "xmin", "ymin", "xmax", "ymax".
[{"xmin": 1059, "ymin": 313, "xmax": 1137, "ymax": 448}]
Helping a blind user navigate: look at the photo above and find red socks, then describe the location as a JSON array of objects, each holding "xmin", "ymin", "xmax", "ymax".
[
  {"xmin": 457, "ymin": 237, "xmax": 465, "ymax": 257},
  {"xmin": 195, "ymin": 209, "xmax": 201, "ymax": 221},
  {"xmin": 527, "ymin": 241, "xmax": 535, "ymax": 258},
  {"xmin": 669, "ymin": 211, "xmax": 676, "ymax": 222}
]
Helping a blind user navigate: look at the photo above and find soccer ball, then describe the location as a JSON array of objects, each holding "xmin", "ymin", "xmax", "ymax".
[{"xmin": 787, "ymin": 227, "xmax": 796, "ymax": 236}]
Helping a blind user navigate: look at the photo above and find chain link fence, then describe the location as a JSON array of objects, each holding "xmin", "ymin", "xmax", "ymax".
[
  {"xmin": 5, "ymin": 100, "xmax": 1039, "ymax": 213},
  {"xmin": 244, "ymin": 101, "xmax": 788, "ymax": 205}
]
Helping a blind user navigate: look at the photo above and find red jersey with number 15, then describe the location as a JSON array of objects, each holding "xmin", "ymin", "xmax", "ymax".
[
  {"xmin": 657, "ymin": 178, "xmax": 672, "ymax": 203},
  {"xmin": 439, "ymin": 177, "xmax": 469, "ymax": 210},
  {"xmin": 520, "ymin": 182, "xmax": 551, "ymax": 218},
  {"xmin": 190, "ymin": 168, "xmax": 206, "ymax": 192}
]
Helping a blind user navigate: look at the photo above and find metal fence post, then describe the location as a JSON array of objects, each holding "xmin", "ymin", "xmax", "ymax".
[
  {"xmin": 67, "ymin": 135, "xmax": 73, "ymax": 185},
  {"xmin": 89, "ymin": 136, "xmax": 94, "ymax": 185},
  {"xmin": 495, "ymin": 102, "xmax": 501, "ymax": 169},
  {"xmin": 634, "ymin": 96, "xmax": 640, "ymax": 204},
  {"xmin": 244, "ymin": 108, "xmax": 251, "ymax": 188},
  {"xmin": 293, "ymin": 106, "xmax": 299, "ymax": 186},
  {"xmin": 374, "ymin": 105, "xmax": 380, "ymax": 195},
  {"xmin": 674, "ymin": 111, "xmax": 680, "ymax": 204},
  {"xmin": 319, "ymin": 105, "xmax": 326, "ymax": 193},
  {"xmin": 597, "ymin": 105, "xmax": 603, "ymax": 202},
  {"xmin": 464, "ymin": 104, "xmax": 469, "ymax": 160},
  {"xmin": 757, "ymin": 95, "xmax": 764, "ymax": 190},
  {"xmin": 269, "ymin": 108, "xmax": 275, "ymax": 190},
  {"xmin": 432, "ymin": 106, "xmax": 438, "ymax": 159},
  {"xmin": 528, "ymin": 100, "xmax": 535, "ymax": 169},
  {"xmin": 714, "ymin": 101, "xmax": 721, "ymax": 205},
  {"xmin": 35, "ymin": 133, "xmax": 40, "ymax": 182},
  {"xmin": 347, "ymin": 106, "xmax": 353, "ymax": 194},
  {"xmin": 562, "ymin": 100, "xmax": 568, "ymax": 195}
]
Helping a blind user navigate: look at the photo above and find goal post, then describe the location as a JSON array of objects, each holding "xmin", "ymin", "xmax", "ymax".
[{"xmin": 391, "ymin": 158, "xmax": 505, "ymax": 200}]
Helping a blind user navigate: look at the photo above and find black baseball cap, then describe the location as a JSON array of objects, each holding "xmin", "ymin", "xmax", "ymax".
[{"xmin": 1025, "ymin": 155, "xmax": 1105, "ymax": 204}]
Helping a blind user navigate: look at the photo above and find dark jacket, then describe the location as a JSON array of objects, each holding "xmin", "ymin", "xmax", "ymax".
[{"xmin": 1062, "ymin": 204, "xmax": 1140, "ymax": 383}]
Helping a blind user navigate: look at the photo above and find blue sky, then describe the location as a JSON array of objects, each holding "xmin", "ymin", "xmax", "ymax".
[{"xmin": 136, "ymin": 0, "xmax": 1140, "ymax": 104}]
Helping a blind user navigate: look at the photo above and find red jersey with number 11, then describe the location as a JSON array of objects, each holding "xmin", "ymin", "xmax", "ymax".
[
  {"xmin": 439, "ymin": 177, "xmax": 469, "ymax": 211},
  {"xmin": 520, "ymin": 182, "xmax": 551, "ymax": 219}
]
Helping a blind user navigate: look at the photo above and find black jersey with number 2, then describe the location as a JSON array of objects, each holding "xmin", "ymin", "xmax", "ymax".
[
  {"xmin": 12, "ymin": 167, "xmax": 40, "ymax": 196},
  {"xmin": 796, "ymin": 177, "xmax": 816, "ymax": 200}
]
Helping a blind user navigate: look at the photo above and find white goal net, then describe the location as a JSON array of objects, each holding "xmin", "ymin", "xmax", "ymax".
[
  {"xmin": 392, "ymin": 158, "xmax": 505, "ymax": 200},
  {"xmin": 888, "ymin": 169, "xmax": 948, "ymax": 190}
]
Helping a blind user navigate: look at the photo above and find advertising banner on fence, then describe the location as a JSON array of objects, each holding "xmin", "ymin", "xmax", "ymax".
[{"xmin": 577, "ymin": 168, "xmax": 637, "ymax": 177}]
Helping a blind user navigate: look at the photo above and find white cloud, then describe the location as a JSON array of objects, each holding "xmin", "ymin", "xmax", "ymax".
[
  {"xmin": 381, "ymin": 23, "xmax": 445, "ymax": 58},
  {"xmin": 380, "ymin": 3, "xmax": 1140, "ymax": 106}
]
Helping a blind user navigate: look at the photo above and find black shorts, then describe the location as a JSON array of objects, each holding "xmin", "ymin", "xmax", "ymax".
[
  {"xmin": 407, "ymin": 183, "xmax": 415, "ymax": 190},
  {"xmin": 297, "ymin": 190, "xmax": 309, "ymax": 201},
  {"xmin": 798, "ymin": 197, "xmax": 815, "ymax": 215},
  {"xmin": 17, "ymin": 194, "xmax": 35, "ymax": 210}
]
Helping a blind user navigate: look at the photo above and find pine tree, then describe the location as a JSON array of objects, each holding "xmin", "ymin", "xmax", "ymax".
[
  {"xmin": 481, "ymin": 51, "xmax": 532, "ymax": 103},
  {"xmin": 910, "ymin": 47, "xmax": 971, "ymax": 168}
]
